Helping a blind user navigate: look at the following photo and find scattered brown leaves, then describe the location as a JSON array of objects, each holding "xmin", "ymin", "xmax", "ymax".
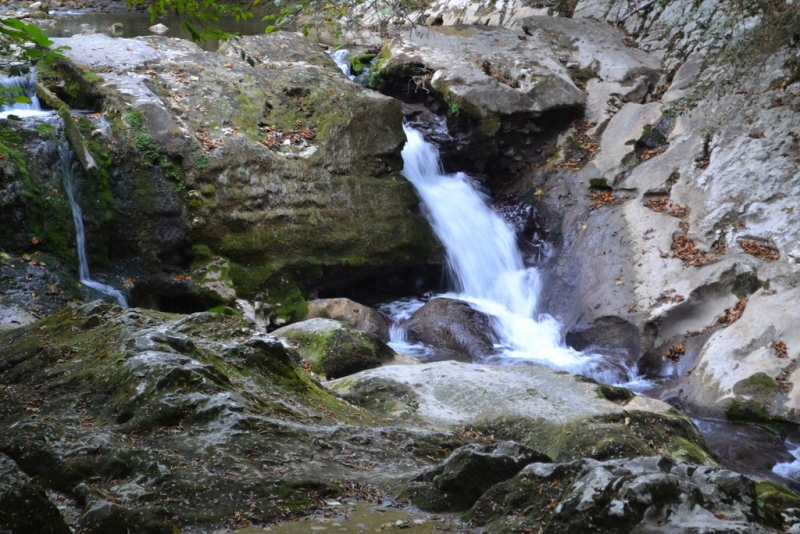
[
  {"xmin": 479, "ymin": 60, "xmax": 519, "ymax": 88},
  {"xmin": 654, "ymin": 289, "xmax": 685, "ymax": 306},
  {"xmin": 775, "ymin": 341, "xmax": 788, "ymax": 359},
  {"xmin": 644, "ymin": 198, "xmax": 688, "ymax": 218},
  {"xmin": 589, "ymin": 190, "xmax": 620, "ymax": 209},
  {"xmin": 260, "ymin": 121, "xmax": 316, "ymax": 149},
  {"xmin": 717, "ymin": 299, "xmax": 747, "ymax": 326},
  {"xmin": 639, "ymin": 146, "xmax": 667, "ymax": 161},
  {"xmin": 555, "ymin": 120, "xmax": 598, "ymax": 170},
  {"xmin": 672, "ymin": 234, "xmax": 720, "ymax": 267},
  {"xmin": 739, "ymin": 239, "xmax": 779, "ymax": 261},
  {"xmin": 666, "ymin": 341, "xmax": 686, "ymax": 363}
]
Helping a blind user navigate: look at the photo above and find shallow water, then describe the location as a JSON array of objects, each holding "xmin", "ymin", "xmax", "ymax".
[
  {"xmin": 232, "ymin": 501, "xmax": 469, "ymax": 534},
  {"xmin": 45, "ymin": 10, "xmax": 268, "ymax": 50}
]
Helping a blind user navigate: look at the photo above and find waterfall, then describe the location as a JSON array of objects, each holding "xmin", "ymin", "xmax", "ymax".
[
  {"xmin": 0, "ymin": 69, "xmax": 51, "ymax": 119},
  {"xmin": 60, "ymin": 146, "xmax": 128, "ymax": 307},
  {"xmin": 398, "ymin": 126, "xmax": 641, "ymax": 385},
  {"xmin": 330, "ymin": 49, "xmax": 355, "ymax": 81}
]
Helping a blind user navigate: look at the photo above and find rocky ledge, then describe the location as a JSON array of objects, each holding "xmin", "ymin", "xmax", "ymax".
[{"xmin": 2, "ymin": 303, "xmax": 798, "ymax": 532}]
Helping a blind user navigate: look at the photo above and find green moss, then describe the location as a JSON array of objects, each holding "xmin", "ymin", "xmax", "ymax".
[
  {"xmin": 733, "ymin": 372, "xmax": 780, "ymax": 397},
  {"xmin": 195, "ymin": 154, "xmax": 210, "ymax": 170},
  {"xmin": 133, "ymin": 133, "xmax": 160, "ymax": 165},
  {"xmin": 756, "ymin": 481, "xmax": 800, "ymax": 529},
  {"xmin": 725, "ymin": 399, "xmax": 785, "ymax": 436},
  {"xmin": 595, "ymin": 383, "xmax": 635, "ymax": 403},
  {"xmin": 207, "ymin": 305, "xmax": 242, "ymax": 317},
  {"xmin": 124, "ymin": 111, "xmax": 145, "ymax": 132}
]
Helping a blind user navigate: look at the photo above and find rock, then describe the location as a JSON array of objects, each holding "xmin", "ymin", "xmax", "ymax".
[
  {"xmin": 579, "ymin": 102, "xmax": 663, "ymax": 181},
  {"xmin": 534, "ymin": 1, "xmax": 800, "ymax": 425},
  {"xmin": 0, "ymin": 453, "xmax": 70, "ymax": 534},
  {"xmin": 426, "ymin": 441, "xmax": 551, "ymax": 508},
  {"xmin": 514, "ymin": 16, "xmax": 661, "ymax": 127},
  {"xmin": 329, "ymin": 360, "xmax": 716, "ymax": 464},
  {"xmin": 404, "ymin": 298, "xmax": 496, "ymax": 361},
  {"xmin": 46, "ymin": 32, "xmax": 437, "ymax": 316},
  {"xmin": 683, "ymin": 288, "xmax": 800, "ymax": 419},
  {"xmin": 0, "ymin": 304, "xmax": 459, "ymax": 531},
  {"xmin": 148, "ymin": 23, "xmax": 168, "ymax": 34},
  {"xmin": 272, "ymin": 318, "xmax": 396, "ymax": 378},
  {"xmin": 305, "ymin": 297, "xmax": 389, "ymax": 338},
  {"xmin": 377, "ymin": 25, "xmax": 584, "ymax": 166},
  {"xmin": 471, "ymin": 456, "xmax": 776, "ymax": 533}
]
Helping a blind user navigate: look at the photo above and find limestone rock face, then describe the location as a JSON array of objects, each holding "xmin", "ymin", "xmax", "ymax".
[
  {"xmin": 49, "ymin": 32, "xmax": 438, "ymax": 314},
  {"xmin": 524, "ymin": 0, "xmax": 800, "ymax": 423}
]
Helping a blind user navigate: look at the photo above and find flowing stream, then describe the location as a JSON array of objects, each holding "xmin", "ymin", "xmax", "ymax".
[
  {"xmin": 393, "ymin": 126, "xmax": 642, "ymax": 386},
  {"xmin": 60, "ymin": 147, "xmax": 129, "ymax": 307},
  {"xmin": 2, "ymin": 69, "xmax": 127, "ymax": 306}
]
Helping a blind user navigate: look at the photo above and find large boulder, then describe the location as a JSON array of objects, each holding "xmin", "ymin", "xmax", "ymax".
[
  {"xmin": 0, "ymin": 453, "xmax": 71, "ymax": 534},
  {"xmin": 44, "ymin": 32, "xmax": 438, "ymax": 317},
  {"xmin": 375, "ymin": 25, "xmax": 585, "ymax": 168},
  {"xmin": 405, "ymin": 298, "xmax": 496, "ymax": 361},
  {"xmin": 470, "ymin": 456, "xmax": 784, "ymax": 533},
  {"xmin": 328, "ymin": 360, "xmax": 716, "ymax": 465},
  {"xmin": 272, "ymin": 318, "xmax": 396, "ymax": 378},
  {"xmin": 305, "ymin": 297, "xmax": 389, "ymax": 338}
]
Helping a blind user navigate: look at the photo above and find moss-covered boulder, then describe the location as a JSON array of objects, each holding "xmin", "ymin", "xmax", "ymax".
[
  {"xmin": 46, "ymin": 32, "xmax": 438, "ymax": 313},
  {"xmin": 272, "ymin": 318, "xmax": 396, "ymax": 378}
]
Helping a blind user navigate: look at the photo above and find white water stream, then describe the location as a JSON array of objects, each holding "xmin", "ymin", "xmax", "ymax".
[
  {"xmin": 0, "ymin": 70, "xmax": 52, "ymax": 120},
  {"xmin": 395, "ymin": 126, "xmax": 641, "ymax": 385},
  {"xmin": 60, "ymin": 146, "xmax": 128, "ymax": 307}
]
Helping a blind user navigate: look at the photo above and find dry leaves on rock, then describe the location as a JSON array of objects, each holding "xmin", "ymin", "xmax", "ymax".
[
  {"xmin": 666, "ymin": 341, "xmax": 686, "ymax": 363},
  {"xmin": 717, "ymin": 299, "xmax": 747, "ymax": 326},
  {"xmin": 775, "ymin": 341, "xmax": 788, "ymax": 359},
  {"xmin": 672, "ymin": 234, "xmax": 720, "ymax": 267},
  {"xmin": 589, "ymin": 190, "xmax": 620, "ymax": 209},
  {"xmin": 739, "ymin": 239, "xmax": 779, "ymax": 261}
]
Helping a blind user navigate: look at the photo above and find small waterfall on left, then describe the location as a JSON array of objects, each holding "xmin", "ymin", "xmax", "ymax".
[
  {"xmin": 60, "ymin": 145, "xmax": 128, "ymax": 307},
  {"xmin": 0, "ymin": 69, "xmax": 51, "ymax": 119}
]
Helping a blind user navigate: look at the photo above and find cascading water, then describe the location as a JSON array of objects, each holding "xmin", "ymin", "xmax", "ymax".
[
  {"xmin": 0, "ymin": 69, "xmax": 52, "ymax": 119},
  {"xmin": 396, "ymin": 126, "xmax": 642, "ymax": 385},
  {"xmin": 330, "ymin": 49, "xmax": 355, "ymax": 81},
  {"xmin": 60, "ymin": 146, "xmax": 128, "ymax": 307}
]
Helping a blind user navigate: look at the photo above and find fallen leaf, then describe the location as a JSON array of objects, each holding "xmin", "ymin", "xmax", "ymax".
[{"xmin": 31, "ymin": 236, "xmax": 39, "ymax": 245}]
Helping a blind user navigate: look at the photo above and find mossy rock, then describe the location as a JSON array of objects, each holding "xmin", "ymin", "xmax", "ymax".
[
  {"xmin": 733, "ymin": 372, "xmax": 781, "ymax": 401},
  {"xmin": 272, "ymin": 318, "xmax": 395, "ymax": 379},
  {"xmin": 756, "ymin": 481, "xmax": 800, "ymax": 529},
  {"xmin": 726, "ymin": 399, "xmax": 785, "ymax": 437}
]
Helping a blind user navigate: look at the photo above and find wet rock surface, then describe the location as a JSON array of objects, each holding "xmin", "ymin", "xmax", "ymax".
[
  {"xmin": 15, "ymin": 31, "xmax": 439, "ymax": 318},
  {"xmin": 470, "ymin": 456, "xmax": 782, "ymax": 533},
  {"xmin": 405, "ymin": 298, "xmax": 496, "ymax": 361},
  {"xmin": 0, "ymin": 303, "xmax": 460, "ymax": 532}
]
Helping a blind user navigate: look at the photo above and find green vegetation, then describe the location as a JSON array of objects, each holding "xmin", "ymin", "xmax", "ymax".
[
  {"xmin": 0, "ymin": 19, "xmax": 66, "ymax": 159},
  {"xmin": 725, "ymin": 399, "xmax": 786, "ymax": 437}
]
